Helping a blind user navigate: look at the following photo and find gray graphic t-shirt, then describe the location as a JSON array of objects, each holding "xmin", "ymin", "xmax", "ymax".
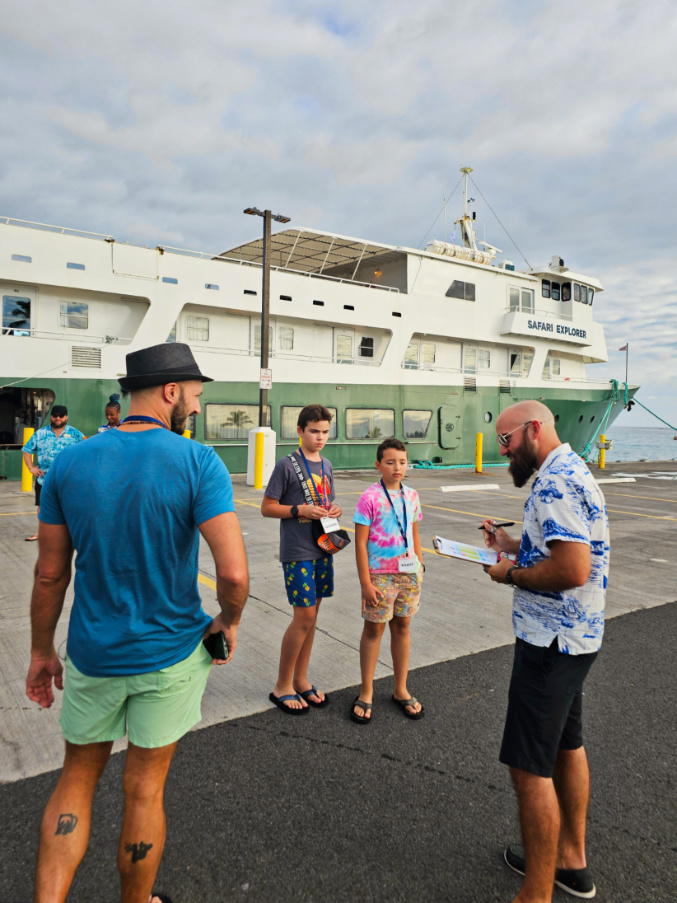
[{"xmin": 264, "ymin": 452, "xmax": 335, "ymax": 562}]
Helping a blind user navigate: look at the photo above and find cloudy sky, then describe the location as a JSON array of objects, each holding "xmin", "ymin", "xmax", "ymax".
[{"xmin": 1, "ymin": 0, "xmax": 675, "ymax": 428}]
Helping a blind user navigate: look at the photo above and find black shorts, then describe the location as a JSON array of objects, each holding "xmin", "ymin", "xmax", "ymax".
[
  {"xmin": 499, "ymin": 637, "xmax": 597, "ymax": 778},
  {"xmin": 35, "ymin": 482, "xmax": 42, "ymax": 507}
]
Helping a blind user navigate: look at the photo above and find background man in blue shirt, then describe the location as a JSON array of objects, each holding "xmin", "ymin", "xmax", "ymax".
[
  {"xmin": 22, "ymin": 404, "xmax": 84, "ymax": 541},
  {"xmin": 25, "ymin": 343, "xmax": 249, "ymax": 903}
]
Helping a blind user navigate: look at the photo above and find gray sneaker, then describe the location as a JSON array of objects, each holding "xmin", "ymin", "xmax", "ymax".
[{"xmin": 504, "ymin": 844, "xmax": 596, "ymax": 899}]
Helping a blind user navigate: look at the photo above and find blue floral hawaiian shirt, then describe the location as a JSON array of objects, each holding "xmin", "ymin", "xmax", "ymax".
[
  {"xmin": 513, "ymin": 443, "xmax": 609, "ymax": 655},
  {"xmin": 22, "ymin": 423, "xmax": 85, "ymax": 485}
]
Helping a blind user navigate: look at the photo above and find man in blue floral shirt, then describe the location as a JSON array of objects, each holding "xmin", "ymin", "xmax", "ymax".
[
  {"xmin": 22, "ymin": 405, "xmax": 84, "ymax": 541},
  {"xmin": 482, "ymin": 400, "xmax": 609, "ymax": 902}
]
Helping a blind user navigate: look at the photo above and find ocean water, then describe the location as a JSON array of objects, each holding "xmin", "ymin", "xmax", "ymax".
[{"xmin": 600, "ymin": 427, "xmax": 677, "ymax": 464}]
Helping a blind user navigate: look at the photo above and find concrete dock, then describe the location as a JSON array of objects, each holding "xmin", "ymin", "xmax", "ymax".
[{"xmin": 1, "ymin": 460, "xmax": 676, "ymax": 901}]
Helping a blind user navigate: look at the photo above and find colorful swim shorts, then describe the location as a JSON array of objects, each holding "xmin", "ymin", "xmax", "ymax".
[
  {"xmin": 282, "ymin": 557, "xmax": 334, "ymax": 607},
  {"xmin": 363, "ymin": 572, "xmax": 421, "ymax": 622}
]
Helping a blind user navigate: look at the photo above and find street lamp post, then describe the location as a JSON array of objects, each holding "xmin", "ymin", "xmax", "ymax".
[{"xmin": 243, "ymin": 207, "xmax": 291, "ymax": 427}]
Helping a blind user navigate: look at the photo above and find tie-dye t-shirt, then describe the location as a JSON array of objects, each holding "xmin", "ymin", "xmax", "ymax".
[
  {"xmin": 514, "ymin": 443, "xmax": 609, "ymax": 655},
  {"xmin": 353, "ymin": 482, "xmax": 422, "ymax": 574}
]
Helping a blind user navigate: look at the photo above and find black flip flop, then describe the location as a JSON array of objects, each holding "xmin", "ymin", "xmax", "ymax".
[
  {"xmin": 392, "ymin": 695, "xmax": 425, "ymax": 720},
  {"xmin": 269, "ymin": 692, "xmax": 309, "ymax": 715},
  {"xmin": 297, "ymin": 685, "xmax": 329, "ymax": 707},
  {"xmin": 350, "ymin": 696, "xmax": 373, "ymax": 725}
]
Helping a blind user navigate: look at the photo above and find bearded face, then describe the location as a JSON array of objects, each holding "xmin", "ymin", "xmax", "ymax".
[
  {"xmin": 507, "ymin": 428, "xmax": 539, "ymax": 488},
  {"xmin": 169, "ymin": 386, "xmax": 190, "ymax": 435}
]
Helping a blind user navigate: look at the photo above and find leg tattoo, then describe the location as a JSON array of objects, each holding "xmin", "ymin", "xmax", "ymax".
[
  {"xmin": 125, "ymin": 841, "xmax": 154, "ymax": 863},
  {"xmin": 55, "ymin": 814, "xmax": 78, "ymax": 836}
]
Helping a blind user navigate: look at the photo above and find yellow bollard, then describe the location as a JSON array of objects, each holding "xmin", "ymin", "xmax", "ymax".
[
  {"xmin": 475, "ymin": 432, "xmax": 483, "ymax": 474},
  {"xmin": 598, "ymin": 434, "xmax": 606, "ymax": 470},
  {"xmin": 182, "ymin": 429, "xmax": 191, "ymax": 439},
  {"xmin": 254, "ymin": 431, "xmax": 265, "ymax": 490},
  {"xmin": 21, "ymin": 427, "xmax": 34, "ymax": 492}
]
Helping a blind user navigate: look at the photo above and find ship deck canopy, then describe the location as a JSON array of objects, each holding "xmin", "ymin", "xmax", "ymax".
[{"xmin": 219, "ymin": 228, "xmax": 407, "ymax": 278}]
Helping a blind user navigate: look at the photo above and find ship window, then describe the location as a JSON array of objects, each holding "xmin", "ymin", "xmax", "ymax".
[
  {"xmin": 280, "ymin": 406, "xmax": 337, "ymax": 440},
  {"xmin": 574, "ymin": 283, "xmax": 581, "ymax": 302},
  {"xmin": 551, "ymin": 281, "xmax": 561, "ymax": 302},
  {"xmin": 2, "ymin": 295, "xmax": 31, "ymax": 335},
  {"xmin": 463, "ymin": 347, "xmax": 477, "ymax": 374},
  {"xmin": 67, "ymin": 262, "xmax": 86, "ymax": 270},
  {"xmin": 562, "ymin": 282, "xmax": 571, "ymax": 301},
  {"xmin": 522, "ymin": 350, "xmax": 533, "ymax": 376},
  {"xmin": 280, "ymin": 295, "xmax": 292, "ymax": 301},
  {"xmin": 205, "ymin": 403, "xmax": 270, "ymax": 440},
  {"xmin": 509, "ymin": 287, "xmax": 520, "ymax": 311},
  {"xmin": 166, "ymin": 322, "xmax": 177, "ymax": 343},
  {"xmin": 187, "ymin": 316, "xmax": 209, "ymax": 342},
  {"xmin": 162, "ymin": 276, "xmax": 178, "ymax": 285},
  {"xmin": 542, "ymin": 280, "xmax": 551, "ymax": 298},
  {"xmin": 404, "ymin": 341, "xmax": 418, "ymax": 369},
  {"xmin": 346, "ymin": 408, "xmax": 395, "ymax": 440},
  {"xmin": 521, "ymin": 289, "xmax": 534, "ymax": 313},
  {"xmin": 59, "ymin": 301, "xmax": 88, "ymax": 330},
  {"xmin": 11, "ymin": 254, "xmax": 31, "ymax": 263},
  {"xmin": 336, "ymin": 333, "xmax": 353, "ymax": 363},
  {"xmin": 552, "ymin": 358, "xmax": 561, "ymax": 376},
  {"xmin": 446, "ymin": 280, "xmax": 476, "ymax": 301},
  {"xmin": 421, "ymin": 342, "xmax": 436, "ymax": 365},
  {"xmin": 253, "ymin": 323, "xmax": 273, "ymax": 354},
  {"xmin": 358, "ymin": 337, "xmax": 374, "ymax": 358},
  {"xmin": 205, "ymin": 283, "xmax": 219, "ymax": 290},
  {"xmin": 509, "ymin": 350, "xmax": 521, "ymax": 375},
  {"xmin": 344, "ymin": 304, "xmax": 354, "ymax": 311},
  {"xmin": 580, "ymin": 285, "xmax": 588, "ymax": 304},
  {"xmin": 588, "ymin": 288, "xmax": 594, "ymax": 305},
  {"xmin": 279, "ymin": 326, "xmax": 294, "ymax": 351},
  {"xmin": 478, "ymin": 349, "xmax": 491, "ymax": 370},
  {"xmin": 392, "ymin": 311, "xmax": 401, "ymax": 317},
  {"xmin": 313, "ymin": 300, "xmax": 325, "ymax": 306},
  {"xmin": 542, "ymin": 358, "xmax": 551, "ymax": 380},
  {"xmin": 244, "ymin": 289, "xmax": 257, "ymax": 296},
  {"xmin": 403, "ymin": 409, "xmax": 432, "ymax": 439}
]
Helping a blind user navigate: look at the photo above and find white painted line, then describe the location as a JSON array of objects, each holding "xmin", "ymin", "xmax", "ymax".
[
  {"xmin": 596, "ymin": 477, "xmax": 636, "ymax": 484},
  {"xmin": 440, "ymin": 483, "xmax": 501, "ymax": 492},
  {"xmin": 649, "ymin": 558, "xmax": 668, "ymax": 563}
]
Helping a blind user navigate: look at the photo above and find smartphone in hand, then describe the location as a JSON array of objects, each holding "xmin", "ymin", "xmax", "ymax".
[{"xmin": 203, "ymin": 630, "xmax": 229, "ymax": 660}]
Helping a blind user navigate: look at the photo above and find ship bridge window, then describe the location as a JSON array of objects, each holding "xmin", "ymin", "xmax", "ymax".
[
  {"xmin": 446, "ymin": 280, "xmax": 476, "ymax": 301},
  {"xmin": 580, "ymin": 285, "xmax": 589, "ymax": 304},
  {"xmin": 205, "ymin": 403, "xmax": 271, "ymax": 440},
  {"xmin": 551, "ymin": 282, "xmax": 561, "ymax": 301},
  {"xmin": 403, "ymin": 409, "xmax": 432, "ymax": 439},
  {"xmin": 588, "ymin": 288, "xmax": 594, "ymax": 304},
  {"xmin": 187, "ymin": 316, "xmax": 209, "ymax": 342},
  {"xmin": 3, "ymin": 295, "xmax": 31, "ymax": 336},
  {"xmin": 346, "ymin": 408, "xmax": 395, "ymax": 440},
  {"xmin": 574, "ymin": 283, "xmax": 581, "ymax": 302},
  {"xmin": 542, "ymin": 280, "xmax": 551, "ymax": 298},
  {"xmin": 358, "ymin": 337, "xmax": 374, "ymax": 358},
  {"xmin": 562, "ymin": 282, "xmax": 571, "ymax": 302},
  {"xmin": 59, "ymin": 301, "xmax": 88, "ymax": 330},
  {"xmin": 281, "ymin": 406, "xmax": 337, "ymax": 440}
]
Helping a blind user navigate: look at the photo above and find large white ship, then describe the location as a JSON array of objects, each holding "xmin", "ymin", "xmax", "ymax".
[{"xmin": 0, "ymin": 169, "xmax": 634, "ymax": 478}]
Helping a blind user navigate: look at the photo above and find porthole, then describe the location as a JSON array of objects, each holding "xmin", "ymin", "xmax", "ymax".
[
  {"xmin": 578, "ymin": 415, "xmax": 584, "ymax": 423},
  {"xmin": 590, "ymin": 416, "xmax": 595, "ymax": 423},
  {"xmin": 554, "ymin": 414, "xmax": 560, "ymax": 423},
  {"xmin": 484, "ymin": 412, "xmax": 493, "ymax": 423}
]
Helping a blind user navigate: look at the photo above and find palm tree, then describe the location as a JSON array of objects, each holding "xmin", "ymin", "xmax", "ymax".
[
  {"xmin": 224, "ymin": 410, "xmax": 253, "ymax": 436},
  {"xmin": 4, "ymin": 298, "xmax": 31, "ymax": 334}
]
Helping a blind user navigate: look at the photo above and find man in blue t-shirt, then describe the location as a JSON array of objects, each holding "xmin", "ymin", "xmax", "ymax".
[{"xmin": 25, "ymin": 343, "xmax": 249, "ymax": 903}]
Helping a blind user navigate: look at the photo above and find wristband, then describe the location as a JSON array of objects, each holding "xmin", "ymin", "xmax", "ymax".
[
  {"xmin": 290, "ymin": 504, "xmax": 299, "ymax": 518},
  {"xmin": 505, "ymin": 565, "xmax": 520, "ymax": 586}
]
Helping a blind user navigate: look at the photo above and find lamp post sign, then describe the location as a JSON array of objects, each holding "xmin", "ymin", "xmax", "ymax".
[{"xmin": 259, "ymin": 368, "xmax": 273, "ymax": 390}]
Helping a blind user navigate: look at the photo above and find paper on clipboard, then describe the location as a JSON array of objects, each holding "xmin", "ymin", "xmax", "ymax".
[{"xmin": 432, "ymin": 535, "xmax": 500, "ymax": 567}]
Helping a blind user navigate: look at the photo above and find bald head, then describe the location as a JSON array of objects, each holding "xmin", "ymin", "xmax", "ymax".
[{"xmin": 496, "ymin": 400, "xmax": 561, "ymax": 475}]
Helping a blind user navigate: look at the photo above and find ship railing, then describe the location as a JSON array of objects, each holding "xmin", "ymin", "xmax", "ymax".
[
  {"xmin": 0, "ymin": 216, "xmax": 115, "ymax": 241},
  {"xmin": 504, "ymin": 304, "xmax": 573, "ymax": 321},
  {"xmin": 1, "ymin": 327, "xmax": 129, "ymax": 344},
  {"xmin": 190, "ymin": 343, "xmax": 383, "ymax": 366}
]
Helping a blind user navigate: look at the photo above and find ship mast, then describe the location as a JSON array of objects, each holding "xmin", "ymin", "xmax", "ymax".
[{"xmin": 457, "ymin": 165, "xmax": 478, "ymax": 251}]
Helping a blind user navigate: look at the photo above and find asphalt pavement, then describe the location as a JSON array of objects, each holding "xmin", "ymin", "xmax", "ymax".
[{"xmin": 1, "ymin": 602, "xmax": 675, "ymax": 903}]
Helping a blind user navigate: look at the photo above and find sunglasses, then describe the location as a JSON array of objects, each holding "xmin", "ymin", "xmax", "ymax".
[{"xmin": 496, "ymin": 420, "xmax": 540, "ymax": 447}]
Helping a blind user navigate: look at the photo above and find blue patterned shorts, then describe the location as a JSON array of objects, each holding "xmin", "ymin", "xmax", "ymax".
[{"xmin": 282, "ymin": 557, "xmax": 334, "ymax": 607}]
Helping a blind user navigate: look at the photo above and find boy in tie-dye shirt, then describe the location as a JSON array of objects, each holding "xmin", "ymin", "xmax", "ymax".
[{"xmin": 351, "ymin": 439, "xmax": 425, "ymax": 724}]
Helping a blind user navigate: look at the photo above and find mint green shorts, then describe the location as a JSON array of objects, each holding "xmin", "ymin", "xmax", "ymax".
[{"xmin": 60, "ymin": 639, "xmax": 213, "ymax": 749}]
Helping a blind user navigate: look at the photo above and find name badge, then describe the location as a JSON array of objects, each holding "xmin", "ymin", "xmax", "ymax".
[
  {"xmin": 397, "ymin": 557, "xmax": 417, "ymax": 573},
  {"xmin": 320, "ymin": 517, "xmax": 340, "ymax": 533}
]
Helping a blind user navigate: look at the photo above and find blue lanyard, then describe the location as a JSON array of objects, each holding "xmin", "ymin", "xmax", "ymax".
[
  {"xmin": 297, "ymin": 449, "xmax": 328, "ymax": 507},
  {"xmin": 380, "ymin": 479, "xmax": 408, "ymax": 551},
  {"xmin": 120, "ymin": 415, "xmax": 168, "ymax": 429}
]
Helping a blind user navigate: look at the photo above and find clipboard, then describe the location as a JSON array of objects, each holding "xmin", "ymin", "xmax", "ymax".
[{"xmin": 432, "ymin": 535, "xmax": 509, "ymax": 567}]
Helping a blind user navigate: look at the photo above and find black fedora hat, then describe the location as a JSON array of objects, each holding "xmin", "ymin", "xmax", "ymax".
[{"xmin": 118, "ymin": 343, "xmax": 213, "ymax": 392}]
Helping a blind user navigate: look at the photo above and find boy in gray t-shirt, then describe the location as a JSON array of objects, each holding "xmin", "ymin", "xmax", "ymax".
[{"xmin": 262, "ymin": 404, "xmax": 342, "ymax": 714}]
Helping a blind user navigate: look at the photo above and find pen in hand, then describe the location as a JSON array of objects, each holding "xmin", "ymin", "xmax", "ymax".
[{"xmin": 479, "ymin": 521, "xmax": 515, "ymax": 533}]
